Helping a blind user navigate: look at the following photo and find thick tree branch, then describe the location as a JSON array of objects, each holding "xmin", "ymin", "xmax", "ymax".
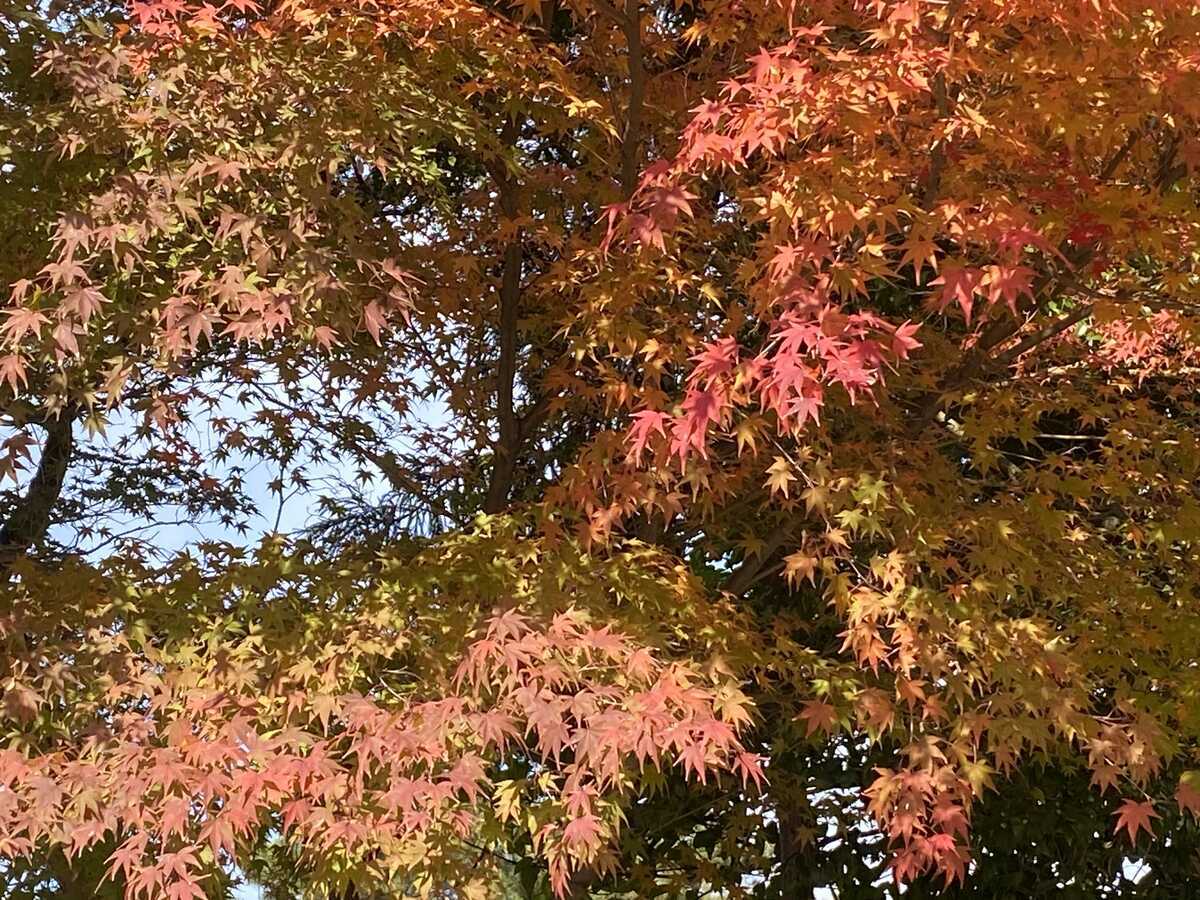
[
  {"xmin": 993, "ymin": 304, "xmax": 1096, "ymax": 366},
  {"xmin": 484, "ymin": 118, "xmax": 525, "ymax": 515},
  {"xmin": 919, "ymin": 70, "xmax": 951, "ymax": 210},
  {"xmin": 618, "ymin": 0, "xmax": 644, "ymax": 196},
  {"xmin": 590, "ymin": 0, "xmax": 644, "ymax": 196},
  {"xmin": 776, "ymin": 796, "xmax": 817, "ymax": 897},
  {"xmin": 917, "ymin": 0, "xmax": 960, "ymax": 210},
  {"xmin": 0, "ymin": 407, "xmax": 75, "ymax": 560},
  {"xmin": 722, "ymin": 522, "xmax": 794, "ymax": 597},
  {"xmin": 911, "ymin": 123, "xmax": 1151, "ymax": 430}
]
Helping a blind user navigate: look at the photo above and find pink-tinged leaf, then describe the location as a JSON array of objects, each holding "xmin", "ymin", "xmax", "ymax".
[
  {"xmin": 688, "ymin": 337, "xmax": 739, "ymax": 387},
  {"xmin": 166, "ymin": 877, "xmax": 208, "ymax": 900},
  {"xmin": 362, "ymin": 300, "xmax": 387, "ymax": 345},
  {"xmin": 626, "ymin": 409, "xmax": 670, "ymax": 465},
  {"xmin": 889, "ymin": 321, "xmax": 922, "ymax": 358},
  {"xmin": 669, "ymin": 387, "xmax": 724, "ymax": 469},
  {"xmin": 52, "ymin": 321, "xmax": 80, "ymax": 356},
  {"xmin": 1, "ymin": 308, "xmax": 50, "ymax": 343},
  {"xmin": 0, "ymin": 355, "xmax": 27, "ymax": 392},
  {"xmin": 8, "ymin": 279, "xmax": 33, "ymax": 304},
  {"xmin": 562, "ymin": 814, "xmax": 603, "ymax": 851},
  {"xmin": 646, "ymin": 185, "xmax": 697, "ymax": 232},
  {"xmin": 627, "ymin": 213, "xmax": 665, "ymax": 252},
  {"xmin": 312, "ymin": 325, "xmax": 340, "ymax": 349},
  {"xmin": 733, "ymin": 751, "xmax": 766, "ymax": 789},
  {"xmin": 982, "ymin": 264, "xmax": 1034, "ymax": 314},
  {"xmin": 677, "ymin": 741, "xmax": 710, "ymax": 784}
]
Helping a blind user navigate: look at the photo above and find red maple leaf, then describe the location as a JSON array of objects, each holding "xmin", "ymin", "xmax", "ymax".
[
  {"xmin": 982, "ymin": 264, "xmax": 1034, "ymax": 314},
  {"xmin": 929, "ymin": 264, "xmax": 984, "ymax": 322},
  {"xmin": 688, "ymin": 337, "xmax": 739, "ymax": 387},
  {"xmin": 669, "ymin": 387, "xmax": 724, "ymax": 469},
  {"xmin": 1113, "ymin": 799, "xmax": 1158, "ymax": 843}
]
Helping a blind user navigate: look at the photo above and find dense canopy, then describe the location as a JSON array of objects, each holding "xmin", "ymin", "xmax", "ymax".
[{"xmin": 1, "ymin": 0, "xmax": 1200, "ymax": 897}]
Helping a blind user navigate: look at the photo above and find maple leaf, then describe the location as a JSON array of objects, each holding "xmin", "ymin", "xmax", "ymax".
[
  {"xmin": 167, "ymin": 880, "xmax": 207, "ymax": 900},
  {"xmin": 627, "ymin": 212, "xmax": 666, "ymax": 251},
  {"xmin": 801, "ymin": 483, "xmax": 828, "ymax": 513},
  {"xmin": 669, "ymin": 387, "xmax": 723, "ymax": 469},
  {"xmin": 0, "ymin": 355, "xmax": 27, "ymax": 392},
  {"xmin": 647, "ymin": 185, "xmax": 697, "ymax": 228},
  {"xmin": 677, "ymin": 741, "xmax": 711, "ymax": 784},
  {"xmin": 689, "ymin": 337, "xmax": 739, "ymax": 387},
  {"xmin": 889, "ymin": 321, "xmax": 922, "ymax": 358},
  {"xmin": 562, "ymin": 814, "xmax": 603, "ymax": 851},
  {"xmin": 0, "ymin": 308, "xmax": 49, "ymax": 343},
  {"xmin": 8, "ymin": 278, "xmax": 33, "ymax": 303},
  {"xmin": 713, "ymin": 684, "xmax": 754, "ymax": 729},
  {"xmin": 361, "ymin": 300, "xmax": 388, "ymax": 345},
  {"xmin": 899, "ymin": 235, "xmax": 939, "ymax": 284},
  {"xmin": 1113, "ymin": 799, "xmax": 1158, "ymax": 843},
  {"xmin": 1176, "ymin": 773, "xmax": 1200, "ymax": 818},
  {"xmin": 38, "ymin": 258, "xmax": 86, "ymax": 288},
  {"xmin": 797, "ymin": 700, "xmax": 837, "ymax": 737},
  {"xmin": 982, "ymin": 264, "xmax": 1035, "ymax": 314},
  {"xmin": 764, "ymin": 456, "xmax": 796, "ymax": 497},
  {"xmin": 929, "ymin": 264, "xmax": 984, "ymax": 321},
  {"xmin": 2, "ymin": 683, "xmax": 40, "ymax": 723},
  {"xmin": 626, "ymin": 409, "xmax": 670, "ymax": 465},
  {"xmin": 493, "ymin": 779, "xmax": 524, "ymax": 823},
  {"xmin": 1090, "ymin": 765, "xmax": 1120, "ymax": 794},
  {"xmin": 783, "ymin": 550, "xmax": 819, "ymax": 586},
  {"xmin": 733, "ymin": 751, "xmax": 766, "ymax": 790}
]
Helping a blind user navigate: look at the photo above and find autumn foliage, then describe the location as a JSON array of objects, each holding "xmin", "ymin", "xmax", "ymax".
[
  {"xmin": 1, "ymin": 0, "xmax": 1200, "ymax": 896},
  {"xmin": 0, "ymin": 529, "xmax": 760, "ymax": 897}
]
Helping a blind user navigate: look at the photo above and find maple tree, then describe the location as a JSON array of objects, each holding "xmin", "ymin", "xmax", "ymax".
[{"xmin": 1, "ymin": 0, "xmax": 1200, "ymax": 897}]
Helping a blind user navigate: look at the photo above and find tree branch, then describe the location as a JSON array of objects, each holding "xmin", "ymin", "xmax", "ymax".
[
  {"xmin": 590, "ymin": 0, "xmax": 645, "ymax": 196},
  {"xmin": 588, "ymin": 0, "xmax": 627, "ymax": 28},
  {"xmin": 722, "ymin": 522, "xmax": 794, "ymax": 597},
  {"xmin": 918, "ymin": 0, "xmax": 960, "ymax": 210},
  {"xmin": 358, "ymin": 446, "xmax": 465, "ymax": 529},
  {"xmin": 919, "ymin": 70, "xmax": 950, "ymax": 210},
  {"xmin": 911, "ymin": 122, "xmax": 1149, "ymax": 430},
  {"xmin": 618, "ymin": 0, "xmax": 645, "ymax": 196},
  {"xmin": 484, "ymin": 118, "xmax": 525, "ymax": 515},
  {"xmin": 0, "ymin": 407, "xmax": 75, "ymax": 561},
  {"xmin": 993, "ymin": 303, "xmax": 1096, "ymax": 366}
]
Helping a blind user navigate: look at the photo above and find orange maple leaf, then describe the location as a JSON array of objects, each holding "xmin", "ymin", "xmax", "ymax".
[
  {"xmin": 798, "ymin": 700, "xmax": 838, "ymax": 737},
  {"xmin": 1176, "ymin": 774, "xmax": 1200, "ymax": 819}
]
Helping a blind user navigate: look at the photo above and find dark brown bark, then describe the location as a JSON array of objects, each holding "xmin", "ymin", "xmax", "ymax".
[
  {"xmin": 0, "ymin": 407, "xmax": 74, "ymax": 561},
  {"xmin": 618, "ymin": 0, "xmax": 644, "ymax": 196},
  {"xmin": 776, "ymin": 798, "xmax": 817, "ymax": 898},
  {"xmin": 591, "ymin": 0, "xmax": 645, "ymax": 197},
  {"xmin": 484, "ymin": 119, "xmax": 526, "ymax": 515},
  {"xmin": 722, "ymin": 522, "xmax": 794, "ymax": 597}
]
